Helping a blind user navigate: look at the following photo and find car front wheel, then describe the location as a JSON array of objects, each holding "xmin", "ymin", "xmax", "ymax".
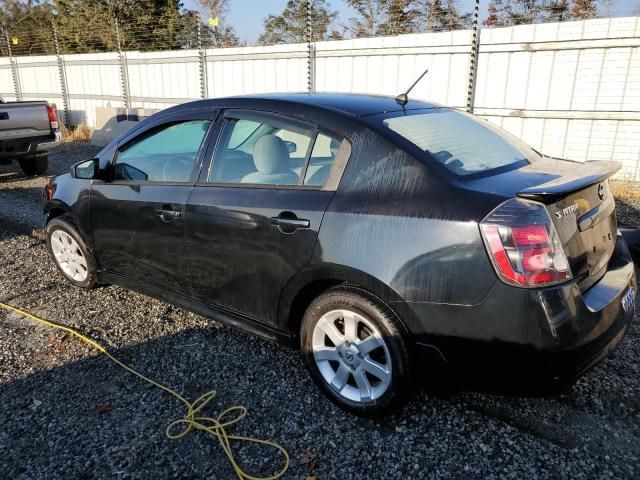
[
  {"xmin": 301, "ymin": 286, "xmax": 412, "ymax": 416},
  {"xmin": 46, "ymin": 217, "xmax": 98, "ymax": 289}
]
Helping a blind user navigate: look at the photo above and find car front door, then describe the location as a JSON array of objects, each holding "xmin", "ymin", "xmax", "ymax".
[
  {"xmin": 91, "ymin": 109, "xmax": 217, "ymax": 294},
  {"xmin": 185, "ymin": 110, "xmax": 350, "ymax": 325}
]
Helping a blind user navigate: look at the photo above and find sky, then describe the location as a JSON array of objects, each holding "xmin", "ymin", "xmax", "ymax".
[{"xmin": 184, "ymin": 0, "xmax": 640, "ymax": 44}]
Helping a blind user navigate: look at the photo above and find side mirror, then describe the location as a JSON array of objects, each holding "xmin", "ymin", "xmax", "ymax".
[
  {"xmin": 283, "ymin": 141, "xmax": 297, "ymax": 154},
  {"xmin": 71, "ymin": 158, "xmax": 98, "ymax": 179}
]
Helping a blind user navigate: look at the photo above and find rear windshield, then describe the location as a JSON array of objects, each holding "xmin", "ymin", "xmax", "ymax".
[{"xmin": 381, "ymin": 109, "xmax": 537, "ymax": 176}]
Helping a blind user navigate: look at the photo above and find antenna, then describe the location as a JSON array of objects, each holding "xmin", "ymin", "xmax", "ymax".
[{"xmin": 395, "ymin": 68, "xmax": 429, "ymax": 106}]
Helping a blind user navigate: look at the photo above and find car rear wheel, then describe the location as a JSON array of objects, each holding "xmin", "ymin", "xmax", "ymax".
[
  {"xmin": 18, "ymin": 155, "xmax": 48, "ymax": 176},
  {"xmin": 300, "ymin": 285, "xmax": 411, "ymax": 416},
  {"xmin": 46, "ymin": 217, "xmax": 97, "ymax": 289}
]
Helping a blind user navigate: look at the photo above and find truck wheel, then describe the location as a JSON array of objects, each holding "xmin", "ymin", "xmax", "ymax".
[{"xmin": 18, "ymin": 155, "xmax": 48, "ymax": 176}]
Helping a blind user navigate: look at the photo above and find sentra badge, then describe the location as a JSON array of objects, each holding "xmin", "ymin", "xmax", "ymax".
[{"xmin": 554, "ymin": 203, "xmax": 579, "ymax": 219}]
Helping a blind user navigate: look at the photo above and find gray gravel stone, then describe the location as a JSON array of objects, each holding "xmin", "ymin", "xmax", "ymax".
[{"xmin": 0, "ymin": 143, "xmax": 638, "ymax": 479}]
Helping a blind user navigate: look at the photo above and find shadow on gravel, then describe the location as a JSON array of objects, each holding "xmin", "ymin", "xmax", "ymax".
[
  {"xmin": 0, "ymin": 326, "xmax": 301, "ymax": 479},
  {"xmin": 617, "ymin": 198, "xmax": 640, "ymax": 227},
  {"xmin": 0, "ymin": 165, "xmax": 47, "ymax": 242},
  {"xmin": 0, "ymin": 170, "xmax": 28, "ymax": 184},
  {"xmin": 1, "ymin": 312, "xmax": 639, "ymax": 479},
  {"xmin": 0, "ymin": 168, "xmax": 44, "ymax": 189},
  {"xmin": 0, "ymin": 182, "xmax": 638, "ymax": 478}
]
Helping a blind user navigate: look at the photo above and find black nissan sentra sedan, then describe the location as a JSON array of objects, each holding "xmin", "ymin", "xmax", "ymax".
[{"xmin": 43, "ymin": 93, "xmax": 636, "ymax": 415}]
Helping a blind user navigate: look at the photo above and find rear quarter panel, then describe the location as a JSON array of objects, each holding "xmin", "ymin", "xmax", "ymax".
[{"xmin": 313, "ymin": 128, "xmax": 503, "ymax": 334}]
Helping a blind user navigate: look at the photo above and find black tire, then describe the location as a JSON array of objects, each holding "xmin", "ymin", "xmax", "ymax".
[
  {"xmin": 300, "ymin": 285, "xmax": 412, "ymax": 416},
  {"xmin": 46, "ymin": 216, "xmax": 98, "ymax": 289},
  {"xmin": 18, "ymin": 155, "xmax": 48, "ymax": 176}
]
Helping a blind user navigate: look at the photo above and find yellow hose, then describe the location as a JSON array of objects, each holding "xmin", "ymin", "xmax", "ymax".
[{"xmin": 0, "ymin": 301, "xmax": 289, "ymax": 480}]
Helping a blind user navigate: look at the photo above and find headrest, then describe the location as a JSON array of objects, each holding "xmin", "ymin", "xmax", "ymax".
[{"xmin": 252, "ymin": 134, "xmax": 290, "ymax": 175}]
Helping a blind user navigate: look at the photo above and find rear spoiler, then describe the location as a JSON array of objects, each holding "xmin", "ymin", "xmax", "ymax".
[{"xmin": 517, "ymin": 160, "xmax": 621, "ymax": 204}]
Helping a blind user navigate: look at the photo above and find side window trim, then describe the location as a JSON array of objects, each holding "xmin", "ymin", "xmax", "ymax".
[
  {"xmin": 322, "ymin": 134, "xmax": 351, "ymax": 191},
  {"xmin": 303, "ymin": 128, "xmax": 351, "ymax": 190},
  {"xmin": 109, "ymin": 109, "xmax": 218, "ymax": 185},
  {"xmin": 205, "ymin": 109, "xmax": 321, "ymax": 188},
  {"xmin": 199, "ymin": 109, "xmax": 351, "ymax": 191},
  {"xmin": 222, "ymin": 109, "xmax": 316, "ymax": 133},
  {"xmin": 298, "ymin": 129, "xmax": 318, "ymax": 186}
]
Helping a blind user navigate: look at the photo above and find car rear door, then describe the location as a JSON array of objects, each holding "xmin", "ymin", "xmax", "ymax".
[
  {"xmin": 185, "ymin": 109, "xmax": 350, "ymax": 325},
  {"xmin": 91, "ymin": 108, "xmax": 217, "ymax": 294}
]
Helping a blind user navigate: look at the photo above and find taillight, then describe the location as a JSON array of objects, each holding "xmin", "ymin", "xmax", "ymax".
[
  {"xmin": 46, "ymin": 105, "xmax": 58, "ymax": 130},
  {"xmin": 45, "ymin": 183, "xmax": 55, "ymax": 201},
  {"xmin": 480, "ymin": 198, "xmax": 571, "ymax": 287}
]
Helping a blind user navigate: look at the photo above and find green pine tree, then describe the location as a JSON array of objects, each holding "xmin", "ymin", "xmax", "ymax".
[
  {"xmin": 0, "ymin": 0, "xmax": 55, "ymax": 55},
  {"xmin": 376, "ymin": 0, "xmax": 420, "ymax": 36},
  {"xmin": 545, "ymin": 0, "xmax": 571, "ymax": 22},
  {"xmin": 258, "ymin": 0, "xmax": 342, "ymax": 45},
  {"xmin": 421, "ymin": 0, "xmax": 470, "ymax": 32}
]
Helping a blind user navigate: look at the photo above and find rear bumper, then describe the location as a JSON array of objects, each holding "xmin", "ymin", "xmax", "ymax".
[
  {"xmin": 0, "ymin": 131, "xmax": 60, "ymax": 159},
  {"xmin": 411, "ymin": 234, "xmax": 636, "ymax": 391}
]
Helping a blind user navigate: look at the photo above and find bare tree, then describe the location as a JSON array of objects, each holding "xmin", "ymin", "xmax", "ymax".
[
  {"xmin": 570, "ymin": 0, "xmax": 598, "ymax": 19},
  {"xmin": 197, "ymin": 0, "xmax": 229, "ymax": 20},
  {"xmin": 484, "ymin": 1, "xmax": 509, "ymax": 27},
  {"xmin": 344, "ymin": 0, "xmax": 386, "ymax": 37},
  {"xmin": 196, "ymin": 0, "xmax": 240, "ymax": 46}
]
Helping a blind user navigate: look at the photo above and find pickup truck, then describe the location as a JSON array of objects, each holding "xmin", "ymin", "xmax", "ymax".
[{"xmin": 0, "ymin": 99, "xmax": 62, "ymax": 175}]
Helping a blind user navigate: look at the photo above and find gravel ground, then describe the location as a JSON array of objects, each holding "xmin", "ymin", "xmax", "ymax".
[{"xmin": 0, "ymin": 144, "xmax": 639, "ymax": 479}]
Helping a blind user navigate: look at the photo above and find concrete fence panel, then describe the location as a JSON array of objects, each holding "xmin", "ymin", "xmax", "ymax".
[
  {"xmin": 474, "ymin": 17, "xmax": 640, "ymax": 179},
  {"xmin": 315, "ymin": 30, "xmax": 473, "ymax": 109},
  {"xmin": 1, "ymin": 17, "xmax": 638, "ymax": 178},
  {"xmin": 59, "ymin": 52, "xmax": 124, "ymax": 127},
  {"xmin": 206, "ymin": 43, "xmax": 309, "ymax": 97}
]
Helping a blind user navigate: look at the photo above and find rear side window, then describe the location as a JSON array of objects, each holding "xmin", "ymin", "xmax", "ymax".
[
  {"xmin": 228, "ymin": 119, "xmax": 261, "ymax": 149},
  {"xmin": 209, "ymin": 116, "xmax": 315, "ymax": 186},
  {"xmin": 382, "ymin": 110, "xmax": 535, "ymax": 176},
  {"xmin": 208, "ymin": 112, "xmax": 351, "ymax": 190},
  {"xmin": 114, "ymin": 120, "xmax": 210, "ymax": 182},
  {"xmin": 304, "ymin": 132, "xmax": 342, "ymax": 186}
]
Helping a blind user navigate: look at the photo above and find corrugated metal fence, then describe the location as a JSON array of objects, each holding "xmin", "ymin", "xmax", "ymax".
[{"xmin": 1, "ymin": 17, "xmax": 638, "ymax": 178}]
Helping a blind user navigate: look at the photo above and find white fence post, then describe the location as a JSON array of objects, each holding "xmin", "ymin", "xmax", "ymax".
[
  {"xmin": 197, "ymin": 13, "xmax": 208, "ymax": 99},
  {"xmin": 466, "ymin": 0, "xmax": 481, "ymax": 113},
  {"xmin": 114, "ymin": 17, "xmax": 130, "ymax": 109},
  {"xmin": 4, "ymin": 32, "xmax": 21, "ymax": 101},
  {"xmin": 52, "ymin": 23, "xmax": 71, "ymax": 128},
  {"xmin": 5, "ymin": 17, "xmax": 637, "ymax": 179},
  {"xmin": 306, "ymin": 0, "xmax": 315, "ymax": 93}
]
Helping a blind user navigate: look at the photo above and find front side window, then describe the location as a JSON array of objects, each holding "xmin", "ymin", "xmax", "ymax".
[
  {"xmin": 209, "ymin": 116, "xmax": 314, "ymax": 185},
  {"xmin": 114, "ymin": 120, "xmax": 211, "ymax": 182},
  {"xmin": 382, "ymin": 110, "xmax": 538, "ymax": 176}
]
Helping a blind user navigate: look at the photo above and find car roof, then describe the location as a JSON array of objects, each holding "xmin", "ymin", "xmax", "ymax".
[{"xmin": 195, "ymin": 93, "xmax": 442, "ymax": 118}]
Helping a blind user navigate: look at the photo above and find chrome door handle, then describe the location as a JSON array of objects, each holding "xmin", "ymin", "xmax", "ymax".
[
  {"xmin": 271, "ymin": 217, "xmax": 310, "ymax": 229},
  {"xmin": 154, "ymin": 208, "xmax": 182, "ymax": 223}
]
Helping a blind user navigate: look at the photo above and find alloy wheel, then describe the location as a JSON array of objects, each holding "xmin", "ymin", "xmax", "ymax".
[
  {"xmin": 50, "ymin": 229, "xmax": 88, "ymax": 282},
  {"xmin": 311, "ymin": 309, "xmax": 392, "ymax": 403}
]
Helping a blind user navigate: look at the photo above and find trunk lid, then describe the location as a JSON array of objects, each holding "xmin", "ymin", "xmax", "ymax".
[{"xmin": 467, "ymin": 158, "xmax": 621, "ymax": 290}]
